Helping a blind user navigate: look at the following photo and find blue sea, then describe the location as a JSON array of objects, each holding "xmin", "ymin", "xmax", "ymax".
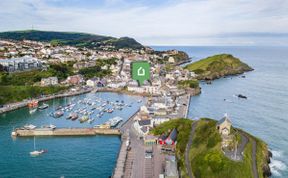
[
  {"xmin": 0, "ymin": 92, "xmax": 143, "ymax": 178},
  {"xmin": 153, "ymin": 46, "xmax": 288, "ymax": 177}
]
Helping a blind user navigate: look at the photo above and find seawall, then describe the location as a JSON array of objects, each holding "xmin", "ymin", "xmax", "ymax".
[{"xmin": 14, "ymin": 128, "xmax": 121, "ymax": 137}]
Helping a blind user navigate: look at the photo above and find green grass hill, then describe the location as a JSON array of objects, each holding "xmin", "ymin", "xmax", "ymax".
[
  {"xmin": 151, "ymin": 118, "xmax": 271, "ymax": 178},
  {"xmin": 0, "ymin": 30, "xmax": 144, "ymax": 49},
  {"xmin": 185, "ymin": 54, "xmax": 253, "ymax": 80}
]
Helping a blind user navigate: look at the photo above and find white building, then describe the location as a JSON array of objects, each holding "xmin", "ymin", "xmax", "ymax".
[
  {"xmin": 107, "ymin": 82, "xmax": 127, "ymax": 89},
  {"xmin": 41, "ymin": 77, "xmax": 58, "ymax": 86},
  {"xmin": 86, "ymin": 78, "xmax": 98, "ymax": 87}
]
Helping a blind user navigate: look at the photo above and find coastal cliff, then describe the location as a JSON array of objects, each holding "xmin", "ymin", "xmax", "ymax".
[{"xmin": 185, "ymin": 54, "xmax": 253, "ymax": 80}]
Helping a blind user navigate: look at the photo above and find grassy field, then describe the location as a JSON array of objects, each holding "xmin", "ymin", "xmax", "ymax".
[
  {"xmin": 178, "ymin": 79, "xmax": 199, "ymax": 89},
  {"xmin": 185, "ymin": 54, "xmax": 253, "ymax": 80},
  {"xmin": 151, "ymin": 118, "xmax": 269, "ymax": 178},
  {"xmin": 0, "ymin": 85, "xmax": 67, "ymax": 105},
  {"xmin": 0, "ymin": 63, "xmax": 74, "ymax": 86},
  {"xmin": 190, "ymin": 119, "xmax": 254, "ymax": 178}
]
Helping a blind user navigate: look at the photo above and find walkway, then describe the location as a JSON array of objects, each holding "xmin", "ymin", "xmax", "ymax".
[
  {"xmin": 223, "ymin": 131, "xmax": 249, "ymax": 161},
  {"xmin": 184, "ymin": 121, "xmax": 198, "ymax": 178}
]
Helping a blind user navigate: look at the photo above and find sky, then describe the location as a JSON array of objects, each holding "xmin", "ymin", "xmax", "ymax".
[{"xmin": 0, "ymin": 0, "xmax": 287, "ymax": 46}]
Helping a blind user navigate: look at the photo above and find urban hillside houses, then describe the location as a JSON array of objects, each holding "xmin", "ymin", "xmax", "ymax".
[{"xmin": 0, "ymin": 56, "xmax": 42, "ymax": 72}]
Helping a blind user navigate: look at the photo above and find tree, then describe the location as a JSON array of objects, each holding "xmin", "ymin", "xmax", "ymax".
[{"xmin": 0, "ymin": 64, "xmax": 5, "ymax": 72}]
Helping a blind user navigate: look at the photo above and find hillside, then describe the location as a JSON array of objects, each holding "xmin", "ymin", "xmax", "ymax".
[
  {"xmin": 0, "ymin": 30, "xmax": 144, "ymax": 50},
  {"xmin": 151, "ymin": 118, "xmax": 271, "ymax": 178},
  {"xmin": 185, "ymin": 54, "xmax": 253, "ymax": 80}
]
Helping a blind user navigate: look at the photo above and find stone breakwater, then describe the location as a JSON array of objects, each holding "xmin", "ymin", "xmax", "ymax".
[{"xmin": 14, "ymin": 128, "xmax": 121, "ymax": 137}]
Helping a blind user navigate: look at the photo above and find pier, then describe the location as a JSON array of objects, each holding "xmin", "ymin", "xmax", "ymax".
[
  {"xmin": 14, "ymin": 128, "xmax": 121, "ymax": 137},
  {"xmin": 112, "ymin": 110, "xmax": 139, "ymax": 178}
]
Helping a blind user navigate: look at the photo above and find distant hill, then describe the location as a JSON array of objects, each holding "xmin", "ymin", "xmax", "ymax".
[
  {"xmin": 0, "ymin": 30, "xmax": 144, "ymax": 50},
  {"xmin": 185, "ymin": 54, "xmax": 253, "ymax": 80}
]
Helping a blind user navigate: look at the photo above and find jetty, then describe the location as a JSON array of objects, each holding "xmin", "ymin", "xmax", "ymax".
[{"xmin": 13, "ymin": 128, "xmax": 121, "ymax": 137}]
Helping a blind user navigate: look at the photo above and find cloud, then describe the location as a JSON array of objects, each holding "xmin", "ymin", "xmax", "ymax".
[{"xmin": 0, "ymin": 0, "xmax": 287, "ymax": 45}]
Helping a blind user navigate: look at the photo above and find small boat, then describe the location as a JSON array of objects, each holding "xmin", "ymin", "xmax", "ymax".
[
  {"xmin": 237, "ymin": 94, "xmax": 247, "ymax": 99},
  {"xmin": 38, "ymin": 103, "xmax": 49, "ymax": 110},
  {"xmin": 42, "ymin": 124, "xmax": 56, "ymax": 130},
  {"xmin": 52, "ymin": 111, "xmax": 64, "ymax": 118},
  {"xmin": 137, "ymin": 100, "xmax": 142, "ymax": 103},
  {"xmin": 79, "ymin": 115, "xmax": 89, "ymax": 123},
  {"xmin": 55, "ymin": 106, "xmax": 63, "ymax": 111},
  {"xmin": 24, "ymin": 124, "xmax": 37, "ymax": 130},
  {"xmin": 107, "ymin": 109, "xmax": 114, "ymax": 113},
  {"xmin": 29, "ymin": 108, "xmax": 37, "ymax": 114},
  {"xmin": 67, "ymin": 112, "xmax": 78, "ymax": 120},
  {"xmin": 88, "ymin": 118, "xmax": 95, "ymax": 124},
  {"xmin": 30, "ymin": 137, "xmax": 47, "ymax": 156},
  {"xmin": 106, "ymin": 117, "xmax": 123, "ymax": 128},
  {"xmin": 93, "ymin": 125, "xmax": 101, "ymax": 128}
]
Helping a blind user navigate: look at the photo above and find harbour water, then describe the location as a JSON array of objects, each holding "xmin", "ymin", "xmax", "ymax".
[
  {"xmin": 154, "ymin": 46, "xmax": 288, "ymax": 177},
  {"xmin": 0, "ymin": 92, "xmax": 143, "ymax": 177}
]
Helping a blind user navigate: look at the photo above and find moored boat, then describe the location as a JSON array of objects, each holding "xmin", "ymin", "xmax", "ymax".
[
  {"xmin": 42, "ymin": 124, "xmax": 56, "ymax": 130},
  {"xmin": 38, "ymin": 103, "xmax": 49, "ymax": 110},
  {"xmin": 24, "ymin": 124, "xmax": 37, "ymax": 130},
  {"xmin": 52, "ymin": 111, "xmax": 64, "ymax": 118},
  {"xmin": 79, "ymin": 115, "xmax": 89, "ymax": 123}
]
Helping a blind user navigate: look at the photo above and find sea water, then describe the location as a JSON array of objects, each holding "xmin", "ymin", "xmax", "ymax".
[
  {"xmin": 0, "ymin": 92, "xmax": 143, "ymax": 177},
  {"xmin": 153, "ymin": 46, "xmax": 288, "ymax": 177}
]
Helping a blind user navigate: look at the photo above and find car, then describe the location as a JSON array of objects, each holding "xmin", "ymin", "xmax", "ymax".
[{"xmin": 145, "ymin": 153, "xmax": 152, "ymax": 159}]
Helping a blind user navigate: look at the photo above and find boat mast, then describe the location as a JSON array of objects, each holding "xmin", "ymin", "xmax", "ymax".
[{"xmin": 34, "ymin": 137, "xmax": 36, "ymax": 150}]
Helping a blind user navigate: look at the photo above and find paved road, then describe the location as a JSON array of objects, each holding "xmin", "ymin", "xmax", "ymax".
[
  {"xmin": 251, "ymin": 137, "xmax": 259, "ymax": 178},
  {"xmin": 236, "ymin": 131, "xmax": 259, "ymax": 178},
  {"xmin": 184, "ymin": 121, "xmax": 198, "ymax": 178},
  {"xmin": 223, "ymin": 131, "xmax": 249, "ymax": 161}
]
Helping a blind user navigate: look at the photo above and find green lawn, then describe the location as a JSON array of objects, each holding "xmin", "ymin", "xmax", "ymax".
[
  {"xmin": 190, "ymin": 119, "xmax": 255, "ymax": 178},
  {"xmin": 0, "ymin": 85, "xmax": 67, "ymax": 105}
]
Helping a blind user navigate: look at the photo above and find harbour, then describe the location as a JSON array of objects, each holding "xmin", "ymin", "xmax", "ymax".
[{"xmin": 0, "ymin": 91, "xmax": 143, "ymax": 177}]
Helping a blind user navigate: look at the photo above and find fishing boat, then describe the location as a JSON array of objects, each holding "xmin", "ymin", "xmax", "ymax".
[
  {"xmin": 24, "ymin": 124, "xmax": 37, "ymax": 130},
  {"xmin": 79, "ymin": 115, "xmax": 89, "ymax": 123},
  {"xmin": 38, "ymin": 103, "xmax": 49, "ymax": 110},
  {"xmin": 30, "ymin": 137, "xmax": 47, "ymax": 156}
]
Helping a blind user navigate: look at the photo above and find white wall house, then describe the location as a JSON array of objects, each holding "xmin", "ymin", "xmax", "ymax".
[
  {"xmin": 41, "ymin": 77, "xmax": 58, "ymax": 86},
  {"xmin": 107, "ymin": 82, "xmax": 127, "ymax": 89}
]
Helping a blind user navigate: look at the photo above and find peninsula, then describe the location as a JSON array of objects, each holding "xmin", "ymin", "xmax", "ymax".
[{"xmin": 185, "ymin": 54, "xmax": 253, "ymax": 80}]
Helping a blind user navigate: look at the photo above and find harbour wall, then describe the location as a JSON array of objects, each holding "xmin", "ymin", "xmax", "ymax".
[{"xmin": 14, "ymin": 128, "xmax": 121, "ymax": 137}]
